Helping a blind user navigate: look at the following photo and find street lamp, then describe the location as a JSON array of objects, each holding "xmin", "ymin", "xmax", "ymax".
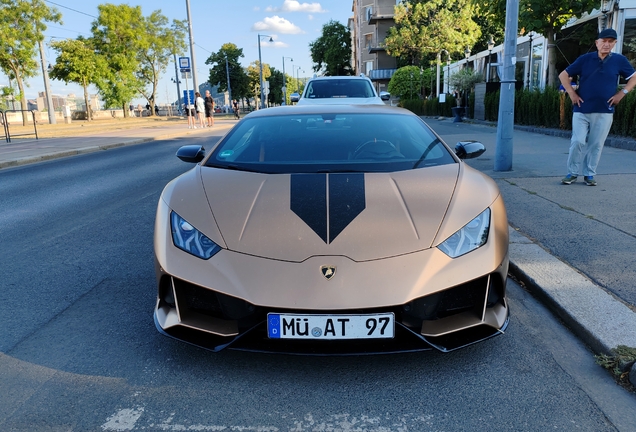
[
  {"xmin": 527, "ymin": 32, "xmax": 534, "ymax": 89},
  {"xmin": 487, "ymin": 36, "xmax": 495, "ymax": 82},
  {"xmin": 258, "ymin": 34, "xmax": 273, "ymax": 109},
  {"xmin": 172, "ymin": 54, "xmax": 182, "ymax": 114},
  {"xmin": 224, "ymin": 55, "xmax": 232, "ymax": 106},
  {"xmin": 436, "ymin": 49, "xmax": 448, "ymax": 98},
  {"xmin": 282, "ymin": 56, "xmax": 293, "ymax": 105},
  {"xmin": 446, "ymin": 53, "xmax": 451, "ymax": 94},
  {"xmin": 295, "ymin": 66, "xmax": 304, "ymax": 92},
  {"xmin": 464, "ymin": 46, "xmax": 471, "ymax": 68}
]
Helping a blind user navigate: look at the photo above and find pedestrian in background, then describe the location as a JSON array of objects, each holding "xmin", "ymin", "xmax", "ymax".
[
  {"xmin": 185, "ymin": 99, "xmax": 196, "ymax": 129},
  {"xmin": 559, "ymin": 28, "xmax": 636, "ymax": 186},
  {"xmin": 195, "ymin": 92, "xmax": 205, "ymax": 128},
  {"xmin": 204, "ymin": 90, "xmax": 214, "ymax": 127},
  {"xmin": 233, "ymin": 99, "xmax": 240, "ymax": 120}
]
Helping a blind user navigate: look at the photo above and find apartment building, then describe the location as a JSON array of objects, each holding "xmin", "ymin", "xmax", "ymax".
[{"xmin": 351, "ymin": 0, "xmax": 400, "ymax": 94}]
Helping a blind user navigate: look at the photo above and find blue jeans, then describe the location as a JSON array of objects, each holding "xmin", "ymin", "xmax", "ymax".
[{"xmin": 567, "ymin": 112, "xmax": 613, "ymax": 177}]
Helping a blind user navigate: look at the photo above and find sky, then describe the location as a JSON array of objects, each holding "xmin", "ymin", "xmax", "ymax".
[{"xmin": 4, "ymin": 0, "xmax": 353, "ymax": 105}]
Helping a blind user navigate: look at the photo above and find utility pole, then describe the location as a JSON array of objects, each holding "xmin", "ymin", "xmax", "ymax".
[
  {"xmin": 38, "ymin": 39, "xmax": 56, "ymax": 124},
  {"xmin": 185, "ymin": 0, "xmax": 199, "ymax": 93},
  {"xmin": 494, "ymin": 0, "xmax": 519, "ymax": 171}
]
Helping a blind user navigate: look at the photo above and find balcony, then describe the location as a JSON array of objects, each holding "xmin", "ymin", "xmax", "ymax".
[
  {"xmin": 369, "ymin": 69, "xmax": 397, "ymax": 81},
  {"xmin": 367, "ymin": 6, "xmax": 395, "ymax": 24}
]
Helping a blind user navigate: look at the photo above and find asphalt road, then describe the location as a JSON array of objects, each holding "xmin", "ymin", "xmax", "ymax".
[{"xmin": 1, "ymin": 134, "xmax": 636, "ymax": 431}]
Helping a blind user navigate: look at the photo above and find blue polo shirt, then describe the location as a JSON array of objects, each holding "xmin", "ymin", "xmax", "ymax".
[{"xmin": 565, "ymin": 52, "xmax": 635, "ymax": 113}]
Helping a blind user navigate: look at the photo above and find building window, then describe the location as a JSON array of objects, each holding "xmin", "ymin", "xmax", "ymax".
[
  {"xmin": 366, "ymin": 61, "xmax": 374, "ymax": 75},
  {"xmin": 365, "ymin": 34, "xmax": 373, "ymax": 50}
]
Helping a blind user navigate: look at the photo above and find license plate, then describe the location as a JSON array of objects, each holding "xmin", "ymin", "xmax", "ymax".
[{"xmin": 267, "ymin": 313, "xmax": 394, "ymax": 340}]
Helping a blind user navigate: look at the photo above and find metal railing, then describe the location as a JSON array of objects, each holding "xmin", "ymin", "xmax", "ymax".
[{"xmin": 0, "ymin": 110, "xmax": 38, "ymax": 143}]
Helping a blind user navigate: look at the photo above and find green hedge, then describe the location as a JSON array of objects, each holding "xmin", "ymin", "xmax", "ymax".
[
  {"xmin": 399, "ymin": 96, "xmax": 456, "ymax": 117},
  {"xmin": 481, "ymin": 87, "xmax": 636, "ymax": 138}
]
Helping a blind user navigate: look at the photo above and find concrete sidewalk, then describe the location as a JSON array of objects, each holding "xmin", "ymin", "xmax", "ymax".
[
  {"xmin": 1, "ymin": 115, "xmax": 635, "ymax": 367},
  {"xmin": 0, "ymin": 117, "xmax": 234, "ymax": 169},
  {"xmin": 429, "ymin": 118, "xmax": 636, "ymax": 360}
]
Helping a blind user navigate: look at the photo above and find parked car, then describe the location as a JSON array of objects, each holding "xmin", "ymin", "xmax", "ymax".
[
  {"xmin": 154, "ymin": 104, "xmax": 509, "ymax": 354},
  {"xmin": 289, "ymin": 92, "xmax": 300, "ymax": 103},
  {"xmin": 297, "ymin": 75, "xmax": 390, "ymax": 105}
]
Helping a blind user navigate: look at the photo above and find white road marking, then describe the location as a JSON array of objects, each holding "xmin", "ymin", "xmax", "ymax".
[{"xmin": 101, "ymin": 407, "xmax": 144, "ymax": 431}]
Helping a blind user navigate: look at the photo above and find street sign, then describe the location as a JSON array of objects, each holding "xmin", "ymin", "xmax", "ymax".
[
  {"xmin": 181, "ymin": 72, "xmax": 191, "ymax": 79},
  {"xmin": 180, "ymin": 68, "xmax": 191, "ymax": 73},
  {"xmin": 179, "ymin": 57, "xmax": 191, "ymax": 69},
  {"xmin": 183, "ymin": 90, "xmax": 194, "ymax": 106}
]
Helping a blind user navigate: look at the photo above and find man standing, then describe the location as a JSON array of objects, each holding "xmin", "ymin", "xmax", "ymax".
[{"xmin": 559, "ymin": 28, "xmax": 636, "ymax": 186}]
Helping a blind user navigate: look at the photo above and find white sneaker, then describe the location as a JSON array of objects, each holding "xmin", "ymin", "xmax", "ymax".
[{"xmin": 193, "ymin": 126, "xmax": 197, "ymax": 129}]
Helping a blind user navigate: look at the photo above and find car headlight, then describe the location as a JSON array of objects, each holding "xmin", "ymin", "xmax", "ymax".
[
  {"xmin": 437, "ymin": 208, "xmax": 490, "ymax": 258},
  {"xmin": 170, "ymin": 211, "xmax": 221, "ymax": 259}
]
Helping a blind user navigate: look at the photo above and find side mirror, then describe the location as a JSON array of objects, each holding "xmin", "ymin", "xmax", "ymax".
[
  {"xmin": 455, "ymin": 141, "xmax": 485, "ymax": 159},
  {"xmin": 176, "ymin": 145, "xmax": 205, "ymax": 163},
  {"xmin": 379, "ymin": 91, "xmax": 390, "ymax": 101}
]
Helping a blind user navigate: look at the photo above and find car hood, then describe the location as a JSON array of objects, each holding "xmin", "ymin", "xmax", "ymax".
[{"xmin": 167, "ymin": 163, "xmax": 497, "ymax": 263}]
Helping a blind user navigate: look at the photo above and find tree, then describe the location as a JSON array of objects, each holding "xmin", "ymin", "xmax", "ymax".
[
  {"xmin": 136, "ymin": 12, "xmax": 187, "ymax": 115},
  {"xmin": 449, "ymin": 68, "xmax": 483, "ymax": 107},
  {"xmin": 267, "ymin": 68, "xmax": 284, "ymax": 106},
  {"xmin": 90, "ymin": 4, "xmax": 144, "ymax": 116},
  {"xmin": 309, "ymin": 20, "xmax": 352, "ymax": 76},
  {"xmin": 205, "ymin": 43, "xmax": 251, "ymax": 103},
  {"xmin": 0, "ymin": 0, "xmax": 61, "ymax": 125},
  {"xmin": 247, "ymin": 61, "xmax": 271, "ymax": 108},
  {"xmin": 487, "ymin": 0, "xmax": 597, "ymax": 87},
  {"xmin": 49, "ymin": 38, "xmax": 104, "ymax": 121},
  {"xmin": 388, "ymin": 66, "xmax": 429, "ymax": 100},
  {"xmin": 384, "ymin": 0, "xmax": 481, "ymax": 67}
]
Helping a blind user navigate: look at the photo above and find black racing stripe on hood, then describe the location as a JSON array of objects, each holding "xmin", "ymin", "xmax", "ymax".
[
  {"xmin": 290, "ymin": 173, "xmax": 365, "ymax": 244},
  {"xmin": 328, "ymin": 173, "xmax": 365, "ymax": 243},
  {"xmin": 291, "ymin": 174, "xmax": 327, "ymax": 243}
]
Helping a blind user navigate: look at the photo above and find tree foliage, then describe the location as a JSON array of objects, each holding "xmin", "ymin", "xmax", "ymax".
[
  {"xmin": 487, "ymin": 0, "xmax": 597, "ymax": 87},
  {"xmin": 205, "ymin": 43, "xmax": 251, "ymax": 103},
  {"xmin": 90, "ymin": 4, "xmax": 144, "ymax": 114},
  {"xmin": 49, "ymin": 38, "xmax": 104, "ymax": 121},
  {"xmin": 136, "ymin": 12, "xmax": 187, "ymax": 115},
  {"xmin": 247, "ymin": 61, "xmax": 271, "ymax": 107},
  {"xmin": 384, "ymin": 0, "xmax": 481, "ymax": 67},
  {"xmin": 309, "ymin": 20, "xmax": 352, "ymax": 76},
  {"xmin": 449, "ymin": 68, "xmax": 483, "ymax": 106},
  {"xmin": 388, "ymin": 66, "xmax": 431, "ymax": 99},
  {"xmin": 0, "ymin": 0, "xmax": 61, "ymax": 124}
]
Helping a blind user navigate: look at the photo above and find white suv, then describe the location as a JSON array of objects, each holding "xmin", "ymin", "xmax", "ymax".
[{"xmin": 297, "ymin": 75, "xmax": 390, "ymax": 105}]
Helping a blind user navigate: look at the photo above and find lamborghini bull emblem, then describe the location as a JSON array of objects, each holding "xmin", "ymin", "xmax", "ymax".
[{"xmin": 321, "ymin": 265, "xmax": 336, "ymax": 280}]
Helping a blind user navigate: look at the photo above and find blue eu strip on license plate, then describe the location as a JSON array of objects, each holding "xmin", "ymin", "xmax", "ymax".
[{"xmin": 267, "ymin": 313, "xmax": 394, "ymax": 340}]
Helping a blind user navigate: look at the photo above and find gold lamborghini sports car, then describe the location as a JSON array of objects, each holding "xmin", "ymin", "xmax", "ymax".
[{"xmin": 154, "ymin": 104, "xmax": 509, "ymax": 354}]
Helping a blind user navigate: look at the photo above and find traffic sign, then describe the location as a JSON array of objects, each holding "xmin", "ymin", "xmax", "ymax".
[
  {"xmin": 179, "ymin": 57, "xmax": 191, "ymax": 69},
  {"xmin": 180, "ymin": 68, "xmax": 191, "ymax": 73}
]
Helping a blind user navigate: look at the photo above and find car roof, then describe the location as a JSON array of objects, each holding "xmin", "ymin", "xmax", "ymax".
[{"xmin": 244, "ymin": 104, "xmax": 412, "ymax": 118}]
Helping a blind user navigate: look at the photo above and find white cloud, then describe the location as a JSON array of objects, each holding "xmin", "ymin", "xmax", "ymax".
[
  {"xmin": 252, "ymin": 16, "xmax": 304, "ymax": 34},
  {"xmin": 266, "ymin": 0, "xmax": 326, "ymax": 13},
  {"xmin": 308, "ymin": 14, "xmax": 314, "ymax": 20}
]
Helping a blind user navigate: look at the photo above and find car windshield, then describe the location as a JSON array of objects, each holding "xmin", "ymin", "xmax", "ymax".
[
  {"xmin": 304, "ymin": 79, "xmax": 376, "ymax": 99},
  {"xmin": 206, "ymin": 113, "xmax": 456, "ymax": 174}
]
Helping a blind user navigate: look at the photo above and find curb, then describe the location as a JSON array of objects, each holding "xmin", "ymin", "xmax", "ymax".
[{"xmin": 508, "ymin": 227, "xmax": 636, "ymax": 355}]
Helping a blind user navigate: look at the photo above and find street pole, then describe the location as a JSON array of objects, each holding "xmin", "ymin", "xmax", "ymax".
[
  {"xmin": 494, "ymin": 0, "xmax": 519, "ymax": 171},
  {"xmin": 225, "ymin": 55, "xmax": 232, "ymax": 104},
  {"xmin": 436, "ymin": 51, "xmax": 441, "ymax": 98},
  {"xmin": 173, "ymin": 54, "xmax": 182, "ymax": 113},
  {"xmin": 38, "ymin": 39, "xmax": 56, "ymax": 124},
  {"xmin": 185, "ymin": 0, "xmax": 199, "ymax": 93},
  {"xmin": 282, "ymin": 56, "xmax": 292, "ymax": 105},
  {"xmin": 258, "ymin": 35, "xmax": 272, "ymax": 109}
]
